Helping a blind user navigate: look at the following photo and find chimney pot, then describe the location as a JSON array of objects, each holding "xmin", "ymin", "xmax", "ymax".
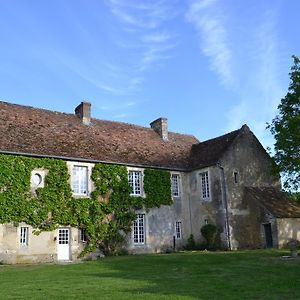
[
  {"xmin": 75, "ymin": 101, "xmax": 91, "ymax": 125},
  {"xmin": 150, "ymin": 117, "xmax": 168, "ymax": 141}
]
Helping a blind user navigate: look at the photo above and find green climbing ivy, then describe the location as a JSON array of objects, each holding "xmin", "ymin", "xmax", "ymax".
[
  {"xmin": 0, "ymin": 154, "xmax": 172, "ymax": 256},
  {"xmin": 143, "ymin": 168, "xmax": 172, "ymax": 208}
]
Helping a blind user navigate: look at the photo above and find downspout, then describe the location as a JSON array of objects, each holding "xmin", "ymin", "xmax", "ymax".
[
  {"xmin": 187, "ymin": 173, "xmax": 193, "ymax": 235},
  {"xmin": 188, "ymin": 194, "xmax": 193, "ymax": 235},
  {"xmin": 216, "ymin": 162, "xmax": 232, "ymax": 250}
]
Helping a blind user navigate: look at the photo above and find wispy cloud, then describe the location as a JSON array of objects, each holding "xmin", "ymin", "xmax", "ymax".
[
  {"xmin": 107, "ymin": 0, "xmax": 177, "ymax": 72},
  {"xmin": 142, "ymin": 32, "xmax": 171, "ymax": 43},
  {"xmin": 108, "ymin": 0, "xmax": 177, "ymax": 29},
  {"xmin": 224, "ymin": 8, "xmax": 285, "ymax": 148},
  {"xmin": 186, "ymin": 0, "xmax": 235, "ymax": 88},
  {"xmin": 96, "ymin": 100, "xmax": 138, "ymax": 113},
  {"xmin": 186, "ymin": 1, "xmax": 285, "ymax": 148}
]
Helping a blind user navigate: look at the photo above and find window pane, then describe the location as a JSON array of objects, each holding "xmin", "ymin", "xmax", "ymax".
[
  {"xmin": 172, "ymin": 174, "xmax": 180, "ymax": 197},
  {"xmin": 175, "ymin": 221, "xmax": 182, "ymax": 239},
  {"xmin": 20, "ymin": 227, "xmax": 28, "ymax": 245},
  {"xmin": 129, "ymin": 171, "xmax": 142, "ymax": 195},
  {"xmin": 72, "ymin": 166, "xmax": 88, "ymax": 195},
  {"xmin": 201, "ymin": 172, "xmax": 210, "ymax": 199},
  {"xmin": 133, "ymin": 214, "xmax": 145, "ymax": 244}
]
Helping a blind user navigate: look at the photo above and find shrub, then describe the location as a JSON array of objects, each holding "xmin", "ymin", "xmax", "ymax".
[
  {"xmin": 184, "ymin": 234, "xmax": 196, "ymax": 250},
  {"xmin": 201, "ymin": 224, "xmax": 217, "ymax": 246}
]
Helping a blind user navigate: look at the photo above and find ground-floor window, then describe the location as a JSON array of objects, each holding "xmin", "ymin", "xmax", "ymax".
[
  {"xmin": 175, "ymin": 221, "xmax": 182, "ymax": 239},
  {"xmin": 133, "ymin": 214, "xmax": 145, "ymax": 244},
  {"xmin": 20, "ymin": 226, "xmax": 29, "ymax": 246},
  {"xmin": 79, "ymin": 228, "xmax": 88, "ymax": 243}
]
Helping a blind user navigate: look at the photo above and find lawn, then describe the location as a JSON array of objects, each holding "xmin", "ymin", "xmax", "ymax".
[{"xmin": 0, "ymin": 250, "xmax": 299, "ymax": 300}]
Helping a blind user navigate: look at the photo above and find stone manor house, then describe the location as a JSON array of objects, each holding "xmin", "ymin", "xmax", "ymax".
[{"xmin": 0, "ymin": 100, "xmax": 300, "ymax": 263}]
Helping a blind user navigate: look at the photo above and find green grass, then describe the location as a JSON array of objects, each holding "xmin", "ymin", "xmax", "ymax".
[{"xmin": 0, "ymin": 250, "xmax": 299, "ymax": 299}]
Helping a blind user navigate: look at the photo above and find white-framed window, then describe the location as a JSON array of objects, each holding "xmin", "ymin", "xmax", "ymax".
[
  {"xmin": 79, "ymin": 228, "xmax": 87, "ymax": 243},
  {"xmin": 175, "ymin": 221, "xmax": 182, "ymax": 239},
  {"xmin": 133, "ymin": 214, "xmax": 145, "ymax": 244},
  {"xmin": 128, "ymin": 171, "xmax": 142, "ymax": 196},
  {"xmin": 72, "ymin": 165, "xmax": 88, "ymax": 195},
  {"xmin": 171, "ymin": 174, "xmax": 180, "ymax": 197},
  {"xmin": 20, "ymin": 227, "xmax": 29, "ymax": 246},
  {"xmin": 200, "ymin": 171, "xmax": 210, "ymax": 199}
]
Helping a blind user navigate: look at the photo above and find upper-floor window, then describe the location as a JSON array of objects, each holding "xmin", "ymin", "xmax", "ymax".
[
  {"xmin": 234, "ymin": 171, "xmax": 239, "ymax": 184},
  {"xmin": 128, "ymin": 171, "xmax": 142, "ymax": 196},
  {"xmin": 200, "ymin": 171, "xmax": 210, "ymax": 199},
  {"xmin": 175, "ymin": 221, "xmax": 182, "ymax": 239},
  {"xmin": 20, "ymin": 226, "xmax": 29, "ymax": 246},
  {"xmin": 171, "ymin": 174, "xmax": 180, "ymax": 197},
  {"xmin": 133, "ymin": 214, "xmax": 145, "ymax": 244},
  {"xmin": 72, "ymin": 166, "xmax": 88, "ymax": 195}
]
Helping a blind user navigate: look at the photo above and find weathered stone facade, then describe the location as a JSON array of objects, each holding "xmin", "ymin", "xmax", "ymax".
[
  {"xmin": 0, "ymin": 223, "xmax": 84, "ymax": 264},
  {"xmin": 0, "ymin": 100, "xmax": 300, "ymax": 263}
]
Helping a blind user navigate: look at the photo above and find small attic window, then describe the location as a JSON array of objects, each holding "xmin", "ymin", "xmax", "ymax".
[
  {"xmin": 234, "ymin": 171, "xmax": 239, "ymax": 184},
  {"xmin": 31, "ymin": 170, "xmax": 47, "ymax": 189}
]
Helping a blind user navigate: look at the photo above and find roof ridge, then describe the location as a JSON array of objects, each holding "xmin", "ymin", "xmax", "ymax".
[
  {"xmin": 0, "ymin": 100, "xmax": 198, "ymax": 139},
  {"xmin": 198, "ymin": 127, "xmax": 242, "ymax": 145}
]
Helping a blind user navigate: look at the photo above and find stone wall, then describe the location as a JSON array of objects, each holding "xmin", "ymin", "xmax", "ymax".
[
  {"xmin": 219, "ymin": 127, "xmax": 280, "ymax": 249},
  {"xmin": 126, "ymin": 171, "xmax": 190, "ymax": 253},
  {"xmin": 0, "ymin": 223, "xmax": 84, "ymax": 264},
  {"xmin": 277, "ymin": 218, "xmax": 300, "ymax": 248}
]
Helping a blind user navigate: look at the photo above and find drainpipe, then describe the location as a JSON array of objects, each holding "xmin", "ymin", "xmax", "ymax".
[
  {"xmin": 216, "ymin": 162, "xmax": 232, "ymax": 250},
  {"xmin": 188, "ymin": 194, "xmax": 193, "ymax": 235}
]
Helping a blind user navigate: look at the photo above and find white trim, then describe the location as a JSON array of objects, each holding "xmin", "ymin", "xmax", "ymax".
[
  {"xmin": 133, "ymin": 214, "xmax": 145, "ymax": 245},
  {"xmin": 30, "ymin": 169, "xmax": 48, "ymax": 189},
  {"xmin": 20, "ymin": 226, "xmax": 29, "ymax": 246},
  {"xmin": 127, "ymin": 167, "xmax": 144, "ymax": 197},
  {"xmin": 57, "ymin": 228, "xmax": 71, "ymax": 261},
  {"xmin": 199, "ymin": 170, "xmax": 211, "ymax": 201},
  {"xmin": 67, "ymin": 161, "xmax": 94, "ymax": 197},
  {"xmin": 171, "ymin": 173, "xmax": 181, "ymax": 198},
  {"xmin": 79, "ymin": 228, "xmax": 87, "ymax": 243},
  {"xmin": 175, "ymin": 221, "xmax": 182, "ymax": 239}
]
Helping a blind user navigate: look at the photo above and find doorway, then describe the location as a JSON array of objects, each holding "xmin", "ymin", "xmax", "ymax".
[
  {"xmin": 57, "ymin": 228, "xmax": 71, "ymax": 260},
  {"xmin": 263, "ymin": 223, "xmax": 273, "ymax": 248}
]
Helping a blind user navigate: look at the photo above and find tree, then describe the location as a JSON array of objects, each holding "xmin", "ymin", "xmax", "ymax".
[{"xmin": 268, "ymin": 55, "xmax": 300, "ymax": 191}]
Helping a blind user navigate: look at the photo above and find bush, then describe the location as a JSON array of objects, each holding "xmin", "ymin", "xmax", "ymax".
[
  {"xmin": 201, "ymin": 224, "xmax": 217, "ymax": 246},
  {"xmin": 184, "ymin": 234, "xmax": 196, "ymax": 250}
]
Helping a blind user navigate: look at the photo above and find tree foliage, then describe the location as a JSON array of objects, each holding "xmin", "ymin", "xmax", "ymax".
[{"xmin": 268, "ymin": 55, "xmax": 300, "ymax": 191}]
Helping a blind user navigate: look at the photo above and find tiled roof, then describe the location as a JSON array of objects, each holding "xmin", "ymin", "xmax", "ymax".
[
  {"xmin": 245, "ymin": 187, "xmax": 300, "ymax": 218},
  {"xmin": 0, "ymin": 101, "xmax": 248, "ymax": 170},
  {"xmin": 0, "ymin": 101, "xmax": 199, "ymax": 170},
  {"xmin": 188, "ymin": 129, "xmax": 241, "ymax": 169}
]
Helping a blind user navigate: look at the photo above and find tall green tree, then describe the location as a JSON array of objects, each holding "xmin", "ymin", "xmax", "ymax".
[{"xmin": 268, "ymin": 55, "xmax": 300, "ymax": 191}]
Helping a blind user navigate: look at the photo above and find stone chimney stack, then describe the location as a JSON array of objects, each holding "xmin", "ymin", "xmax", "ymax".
[
  {"xmin": 150, "ymin": 117, "xmax": 168, "ymax": 141},
  {"xmin": 75, "ymin": 101, "xmax": 91, "ymax": 125}
]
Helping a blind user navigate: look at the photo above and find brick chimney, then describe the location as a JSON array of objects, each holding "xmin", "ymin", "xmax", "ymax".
[
  {"xmin": 75, "ymin": 101, "xmax": 91, "ymax": 125},
  {"xmin": 150, "ymin": 117, "xmax": 168, "ymax": 141}
]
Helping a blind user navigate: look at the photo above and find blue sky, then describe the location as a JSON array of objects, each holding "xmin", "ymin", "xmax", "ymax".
[{"xmin": 0, "ymin": 0, "xmax": 299, "ymax": 148}]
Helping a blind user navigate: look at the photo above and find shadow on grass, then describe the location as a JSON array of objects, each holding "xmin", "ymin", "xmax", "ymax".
[
  {"xmin": 1, "ymin": 250, "xmax": 299, "ymax": 300},
  {"xmin": 85, "ymin": 250, "xmax": 300, "ymax": 300}
]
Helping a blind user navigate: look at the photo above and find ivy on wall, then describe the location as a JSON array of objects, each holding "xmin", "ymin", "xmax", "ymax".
[{"xmin": 0, "ymin": 154, "xmax": 172, "ymax": 256}]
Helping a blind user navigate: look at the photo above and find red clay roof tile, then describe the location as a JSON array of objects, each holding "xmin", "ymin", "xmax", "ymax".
[{"xmin": 0, "ymin": 101, "xmax": 199, "ymax": 170}]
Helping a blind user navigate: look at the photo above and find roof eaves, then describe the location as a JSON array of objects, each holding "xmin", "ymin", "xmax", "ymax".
[{"xmin": 0, "ymin": 150, "xmax": 189, "ymax": 172}]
